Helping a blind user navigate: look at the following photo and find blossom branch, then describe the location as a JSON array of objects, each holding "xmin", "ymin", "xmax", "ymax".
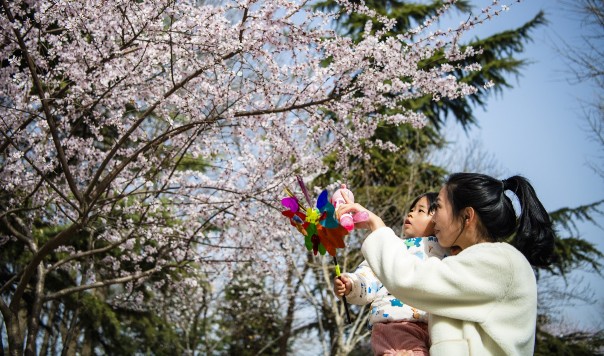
[
  {"xmin": 0, "ymin": 0, "xmax": 83, "ymax": 205},
  {"xmin": 0, "ymin": 105, "xmax": 44, "ymax": 155},
  {"xmin": 0, "ymin": 216, "xmax": 36, "ymax": 252},
  {"xmin": 88, "ymin": 117, "xmax": 218, "ymax": 205},
  {"xmin": 46, "ymin": 237, "xmax": 128, "ymax": 273},
  {"xmin": 0, "ymin": 129, "xmax": 81, "ymax": 213},
  {"xmin": 84, "ymin": 49, "xmax": 242, "ymax": 201}
]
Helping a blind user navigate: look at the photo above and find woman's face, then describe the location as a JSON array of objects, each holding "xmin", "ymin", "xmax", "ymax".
[
  {"xmin": 402, "ymin": 196, "xmax": 435, "ymax": 238},
  {"xmin": 432, "ymin": 186, "xmax": 463, "ymax": 248}
]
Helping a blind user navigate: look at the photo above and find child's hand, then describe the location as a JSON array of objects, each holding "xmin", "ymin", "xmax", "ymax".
[{"xmin": 334, "ymin": 275, "xmax": 352, "ymax": 297}]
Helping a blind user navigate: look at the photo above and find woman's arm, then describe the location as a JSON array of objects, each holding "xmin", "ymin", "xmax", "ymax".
[
  {"xmin": 362, "ymin": 227, "xmax": 515, "ymax": 322},
  {"xmin": 334, "ymin": 192, "xmax": 385, "ymax": 232}
]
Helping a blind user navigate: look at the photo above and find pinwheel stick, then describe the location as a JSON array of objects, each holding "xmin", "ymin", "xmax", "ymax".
[
  {"xmin": 333, "ymin": 256, "xmax": 352, "ymax": 324},
  {"xmin": 296, "ymin": 175, "xmax": 313, "ymax": 207}
]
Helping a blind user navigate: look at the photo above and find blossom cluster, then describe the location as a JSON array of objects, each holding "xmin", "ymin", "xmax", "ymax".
[{"xmin": 0, "ymin": 0, "xmax": 516, "ymax": 318}]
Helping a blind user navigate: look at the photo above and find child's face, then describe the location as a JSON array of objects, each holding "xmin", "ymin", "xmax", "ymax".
[{"xmin": 402, "ymin": 196, "xmax": 435, "ymax": 238}]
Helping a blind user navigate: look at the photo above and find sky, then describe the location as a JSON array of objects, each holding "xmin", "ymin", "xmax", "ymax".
[{"xmin": 439, "ymin": 0, "xmax": 603, "ymax": 330}]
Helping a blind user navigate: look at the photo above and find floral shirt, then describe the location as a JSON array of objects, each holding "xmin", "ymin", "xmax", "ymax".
[{"xmin": 343, "ymin": 236, "xmax": 451, "ymax": 328}]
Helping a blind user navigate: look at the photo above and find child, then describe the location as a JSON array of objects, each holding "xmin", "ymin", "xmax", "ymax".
[{"xmin": 334, "ymin": 192, "xmax": 455, "ymax": 356}]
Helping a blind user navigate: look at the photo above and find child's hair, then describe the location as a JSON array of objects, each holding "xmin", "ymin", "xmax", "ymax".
[
  {"xmin": 409, "ymin": 192, "xmax": 438, "ymax": 214},
  {"xmin": 444, "ymin": 173, "xmax": 555, "ymax": 267}
]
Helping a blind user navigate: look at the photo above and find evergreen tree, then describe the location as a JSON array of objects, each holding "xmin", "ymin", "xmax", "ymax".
[{"xmin": 218, "ymin": 264, "xmax": 286, "ymax": 355}]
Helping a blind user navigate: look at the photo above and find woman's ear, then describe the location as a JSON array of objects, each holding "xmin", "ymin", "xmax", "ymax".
[{"xmin": 463, "ymin": 207, "xmax": 476, "ymax": 225}]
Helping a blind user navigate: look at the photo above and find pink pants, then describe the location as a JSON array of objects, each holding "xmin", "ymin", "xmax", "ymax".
[{"xmin": 371, "ymin": 321, "xmax": 430, "ymax": 356}]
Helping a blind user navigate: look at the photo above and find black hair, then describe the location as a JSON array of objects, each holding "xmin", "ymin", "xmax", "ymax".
[
  {"xmin": 409, "ymin": 192, "xmax": 438, "ymax": 214},
  {"xmin": 444, "ymin": 173, "xmax": 555, "ymax": 267}
]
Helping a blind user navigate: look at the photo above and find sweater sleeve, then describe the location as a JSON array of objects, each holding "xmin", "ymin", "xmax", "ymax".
[
  {"xmin": 342, "ymin": 260, "xmax": 382, "ymax": 305},
  {"xmin": 361, "ymin": 227, "xmax": 514, "ymax": 322}
]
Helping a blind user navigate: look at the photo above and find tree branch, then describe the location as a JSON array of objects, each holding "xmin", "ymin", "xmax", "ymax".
[
  {"xmin": 10, "ymin": 221, "xmax": 82, "ymax": 312},
  {"xmin": 88, "ymin": 117, "xmax": 216, "ymax": 206},
  {"xmin": 46, "ymin": 237, "xmax": 128, "ymax": 273},
  {"xmin": 1, "ymin": 216, "xmax": 36, "ymax": 253},
  {"xmin": 43, "ymin": 265, "xmax": 173, "ymax": 301}
]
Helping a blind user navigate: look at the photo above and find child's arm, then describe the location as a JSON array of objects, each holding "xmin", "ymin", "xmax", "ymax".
[{"xmin": 337, "ymin": 261, "xmax": 381, "ymax": 305}]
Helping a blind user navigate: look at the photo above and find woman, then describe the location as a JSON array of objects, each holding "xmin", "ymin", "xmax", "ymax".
[{"xmin": 337, "ymin": 173, "xmax": 555, "ymax": 355}]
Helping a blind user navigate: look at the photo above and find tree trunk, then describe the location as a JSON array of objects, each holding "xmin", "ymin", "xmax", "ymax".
[
  {"xmin": 5, "ymin": 310, "xmax": 24, "ymax": 356},
  {"xmin": 39, "ymin": 300, "xmax": 57, "ymax": 356},
  {"xmin": 80, "ymin": 328, "xmax": 93, "ymax": 356},
  {"xmin": 60, "ymin": 307, "xmax": 79, "ymax": 356},
  {"xmin": 278, "ymin": 268, "xmax": 296, "ymax": 355},
  {"xmin": 24, "ymin": 266, "xmax": 45, "ymax": 356}
]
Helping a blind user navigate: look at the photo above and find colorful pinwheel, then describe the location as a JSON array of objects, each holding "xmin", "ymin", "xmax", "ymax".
[
  {"xmin": 281, "ymin": 187, "xmax": 348, "ymax": 256},
  {"xmin": 281, "ymin": 176, "xmax": 352, "ymax": 323}
]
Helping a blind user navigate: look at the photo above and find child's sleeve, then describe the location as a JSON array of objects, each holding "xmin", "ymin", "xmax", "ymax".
[
  {"xmin": 424, "ymin": 236, "xmax": 451, "ymax": 259},
  {"xmin": 342, "ymin": 260, "xmax": 381, "ymax": 305}
]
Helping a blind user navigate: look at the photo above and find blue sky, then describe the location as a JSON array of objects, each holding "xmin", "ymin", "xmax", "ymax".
[{"xmin": 442, "ymin": 0, "xmax": 603, "ymax": 330}]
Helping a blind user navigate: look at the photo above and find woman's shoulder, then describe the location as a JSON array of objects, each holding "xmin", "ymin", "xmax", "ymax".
[
  {"xmin": 461, "ymin": 242, "xmax": 532, "ymax": 269},
  {"xmin": 465, "ymin": 241, "xmax": 523, "ymax": 254}
]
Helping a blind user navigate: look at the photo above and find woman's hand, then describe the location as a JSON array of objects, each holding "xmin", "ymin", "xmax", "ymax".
[
  {"xmin": 335, "ymin": 189, "xmax": 386, "ymax": 232},
  {"xmin": 333, "ymin": 275, "xmax": 352, "ymax": 297}
]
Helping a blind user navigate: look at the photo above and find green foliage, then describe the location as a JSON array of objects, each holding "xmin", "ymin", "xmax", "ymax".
[
  {"xmin": 542, "ymin": 200, "xmax": 604, "ymax": 277},
  {"xmin": 548, "ymin": 236, "xmax": 603, "ymax": 277},
  {"xmin": 550, "ymin": 200, "xmax": 604, "ymax": 237},
  {"xmin": 218, "ymin": 263, "xmax": 286, "ymax": 355},
  {"xmin": 73, "ymin": 293, "xmax": 182, "ymax": 355},
  {"xmin": 315, "ymin": 0, "xmax": 472, "ymax": 42},
  {"xmin": 535, "ymin": 327, "xmax": 604, "ymax": 356},
  {"xmin": 0, "ymin": 194, "xmax": 200, "ymax": 354},
  {"xmin": 175, "ymin": 153, "xmax": 210, "ymax": 172}
]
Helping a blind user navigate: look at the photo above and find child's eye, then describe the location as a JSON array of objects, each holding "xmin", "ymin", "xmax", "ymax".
[{"xmin": 419, "ymin": 209, "xmax": 425, "ymax": 213}]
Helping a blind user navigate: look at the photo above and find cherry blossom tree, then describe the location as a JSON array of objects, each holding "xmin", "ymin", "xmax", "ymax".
[{"xmin": 0, "ymin": 0, "xmax": 505, "ymax": 353}]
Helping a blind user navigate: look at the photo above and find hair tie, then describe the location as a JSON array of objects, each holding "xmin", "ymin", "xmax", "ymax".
[{"xmin": 501, "ymin": 179, "xmax": 507, "ymax": 191}]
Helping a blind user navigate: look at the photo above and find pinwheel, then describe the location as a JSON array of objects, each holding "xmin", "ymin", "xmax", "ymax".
[
  {"xmin": 281, "ymin": 176, "xmax": 352, "ymax": 323},
  {"xmin": 281, "ymin": 189, "xmax": 348, "ymax": 257}
]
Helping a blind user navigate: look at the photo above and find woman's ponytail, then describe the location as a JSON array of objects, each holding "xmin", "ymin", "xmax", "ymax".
[
  {"xmin": 503, "ymin": 176, "xmax": 555, "ymax": 267},
  {"xmin": 445, "ymin": 173, "xmax": 555, "ymax": 267}
]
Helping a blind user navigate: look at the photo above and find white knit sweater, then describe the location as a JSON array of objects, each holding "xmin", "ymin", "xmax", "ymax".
[{"xmin": 362, "ymin": 227, "xmax": 537, "ymax": 356}]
